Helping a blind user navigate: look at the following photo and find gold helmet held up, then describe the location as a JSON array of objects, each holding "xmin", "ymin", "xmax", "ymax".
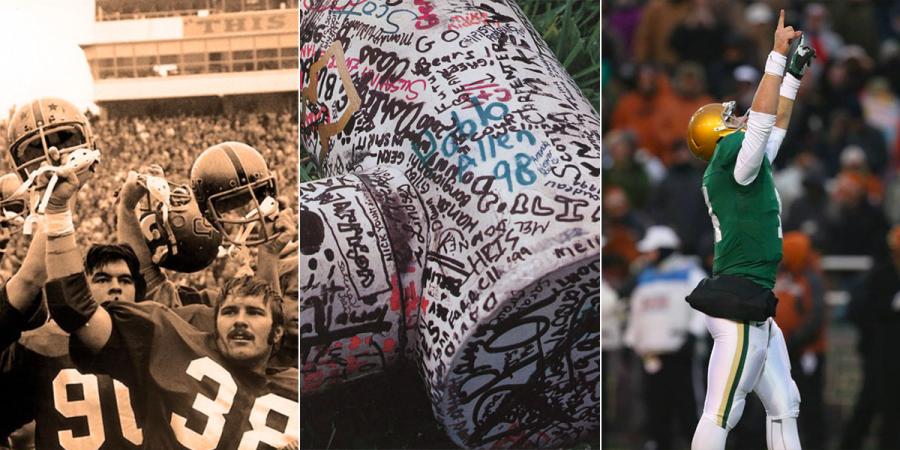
[
  {"xmin": 687, "ymin": 101, "xmax": 746, "ymax": 161},
  {"xmin": 7, "ymin": 97, "xmax": 94, "ymax": 181}
]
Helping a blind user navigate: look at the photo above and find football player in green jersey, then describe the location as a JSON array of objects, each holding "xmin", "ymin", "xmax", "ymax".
[{"xmin": 685, "ymin": 10, "xmax": 816, "ymax": 450}]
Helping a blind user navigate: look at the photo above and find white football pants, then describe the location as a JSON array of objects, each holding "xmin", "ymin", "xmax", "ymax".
[{"xmin": 691, "ymin": 316, "xmax": 801, "ymax": 450}]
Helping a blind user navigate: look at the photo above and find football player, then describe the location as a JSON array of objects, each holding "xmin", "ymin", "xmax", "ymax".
[
  {"xmin": 270, "ymin": 255, "xmax": 298, "ymax": 369},
  {"xmin": 186, "ymin": 141, "xmax": 299, "ymax": 368},
  {"xmin": 0, "ymin": 94, "xmax": 97, "ymax": 350},
  {"xmin": 685, "ymin": 10, "xmax": 815, "ymax": 450},
  {"xmin": 0, "ymin": 174, "xmax": 27, "ymax": 265},
  {"xmin": 0, "ymin": 244, "xmax": 147, "ymax": 449},
  {"xmin": 189, "ymin": 141, "xmax": 285, "ymax": 249},
  {"xmin": 40, "ymin": 165, "xmax": 299, "ymax": 449},
  {"xmin": 0, "ymin": 174, "xmax": 45, "ymax": 350},
  {"xmin": 115, "ymin": 165, "xmax": 223, "ymax": 308},
  {"xmin": 116, "ymin": 162, "xmax": 294, "ymax": 305}
]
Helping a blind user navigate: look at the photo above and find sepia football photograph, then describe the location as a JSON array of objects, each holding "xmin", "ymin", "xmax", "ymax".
[{"xmin": 0, "ymin": 1, "xmax": 300, "ymax": 449}]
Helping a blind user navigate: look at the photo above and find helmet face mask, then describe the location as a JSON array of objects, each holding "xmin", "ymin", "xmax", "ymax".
[
  {"xmin": 7, "ymin": 98, "xmax": 94, "ymax": 181},
  {"xmin": 190, "ymin": 142, "xmax": 279, "ymax": 247},
  {"xmin": 687, "ymin": 101, "xmax": 746, "ymax": 161},
  {"xmin": 0, "ymin": 174, "xmax": 28, "ymax": 236},
  {"xmin": 139, "ymin": 182, "xmax": 223, "ymax": 273},
  {"xmin": 0, "ymin": 198, "xmax": 27, "ymax": 236},
  {"xmin": 718, "ymin": 101, "xmax": 747, "ymax": 131},
  {"xmin": 138, "ymin": 180, "xmax": 193, "ymax": 214},
  {"xmin": 206, "ymin": 177, "xmax": 278, "ymax": 246}
]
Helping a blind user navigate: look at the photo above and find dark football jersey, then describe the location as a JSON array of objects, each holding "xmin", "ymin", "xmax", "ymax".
[
  {"xmin": 69, "ymin": 301, "xmax": 299, "ymax": 450},
  {"xmin": 0, "ymin": 321, "xmax": 144, "ymax": 449},
  {"xmin": 172, "ymin": 304, "xmax": 298, "ymax": 369},
  {"xmin": 173, "ymin": 303, "xmax": 216, "ymax": 331},
  {"xmin": 0, "ymin": 282, "xmax": 46, "ymax": 351}
]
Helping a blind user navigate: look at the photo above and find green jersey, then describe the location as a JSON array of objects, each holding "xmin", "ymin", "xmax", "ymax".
[{"xmin": 702, "ymin": 131, "xmax": 782, "ymax": 289}]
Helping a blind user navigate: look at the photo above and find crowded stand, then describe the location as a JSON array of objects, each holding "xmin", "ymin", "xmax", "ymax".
[
  {"xmin": 0, "ymin": 109, "xmax": 298, "ymax": 292},
  {"xmin": 603, "ymin": 0, "xmax": 900, "ymax": 448}
]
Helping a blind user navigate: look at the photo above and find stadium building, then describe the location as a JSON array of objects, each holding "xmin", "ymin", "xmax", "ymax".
[{"xmin": 83, "ymin": 0, "xmax": 298, "ymax": 117}]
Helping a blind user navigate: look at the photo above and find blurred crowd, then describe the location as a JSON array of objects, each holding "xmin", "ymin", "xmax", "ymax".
[
  {"xmin": 602, "ymin": 0, "xmax": 900, "ymax": 448},
  {"xmin": 0, "ymin": 109, "xmax": 298, "ymax": 292}
]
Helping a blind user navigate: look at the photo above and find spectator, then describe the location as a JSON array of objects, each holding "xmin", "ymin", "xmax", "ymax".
[
  {"xmin": 668, "ymin": 0, "xmax": 727, "ymax": 68},
  {"xmin": 603, "ymin": 130, "xmax": 651, "ymax": 209},
  {"xmin": 706, "ymin": 34, "xmax": 754, "ymax": 99},
  {"xmin": 774, "ymin": 232, "xmax": 828, "ymax": 449},
  {"xmin": 624, "ymin": 226, "xmax": 706, "ymax": 450},
  {"xmin": 774, "ymin": 148, "xmax": 813, "ymax": 213},
  {"xmin": 859, "ymin": 77, "xmax": 900, "ymax": 168},
  {"xmin": 604, "ymin": 0, "xmax": 643, "ymax": 62},
  {"xmin": 830, "ymin": 0, "xmax": 881, "ymax": 61},
  {"xmin": 742, "ymin": 2, "xmax": 776, "ymax": 68},
  {"xmin": 632, "ymin": 0, "xmax": 691, "ymax": 67},
  {"xmin": 882, "ymin": 173, "xmax": 900, "ymax": 225},
  {"xmin": 822, "ymin": 172, "xmax": 889, "ymax": 257},
  {"xmin": 838, "ymin": 145, "xmax": 884, "ymax": 205},
  {"xmin": 602, "ymin": 274, "xmax": 626, "ymax": 433},
  {"xmin": 875, "ymin": 40, "xmax": 900, "ymax": 101},
  {"xmin": 646, "ymin": 141, "xmax": 710, "ymax": 255},
  {"xmin": 729, "ymin": 65, "xmax": 759, "ymax": 114},
  {"xmin": 657, "ymin": 62, "xmax": 715, "ymax": 154},
  {"xmin": 802, "ymin": 3, "xmax": 844, "ymax": 70},
  {"xmin": 823, "ymin": 101, "xmax": 888, "ymax": 177},
  {"xmin": 784, "ymin": 166, "xmax": 830, "ymax": 247},
  {"xmin": 841, "ymin": 225, "xmax": 900, "ymax": 448},
  {"xmin": 611, "ymin": 64, "xmax": 676, "ymax": 164},
  {"xmin": 603, "ymin": 185, "xmax": 650, "ymax": 271}
]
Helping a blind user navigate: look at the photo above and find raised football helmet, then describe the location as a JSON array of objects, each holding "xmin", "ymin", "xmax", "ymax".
[
  {"xmin": 7, "ymin": 97, "xmax": 95, "ymax": 181},
  {"xmin": 139, "ymin": 179, "xmax": 223, "ymax": 273},
  {"xmin": 0, "ymin": 174, "xmax": 28, "ymax": 235},
  {"xmin": 687, "ymin": 101, "xmax": 746, "ymax": 161},
  {"xmin": 189, "ymin": 142, "xmax": 279, "ymax": 246}
]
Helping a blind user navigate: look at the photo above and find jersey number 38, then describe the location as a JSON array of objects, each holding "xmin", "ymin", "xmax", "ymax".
[{"xmin": 171, "ymin": 357, "xmax": 299, "ymax": 450}]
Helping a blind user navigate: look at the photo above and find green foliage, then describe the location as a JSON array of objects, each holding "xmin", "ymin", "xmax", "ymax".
[
  {"xmin": 519, "ymin": 0, "xmax": 601, "ymax": 111},
  {"xmin": 299, "ymin": 141, "xmax": 319, "ymax": 182}
]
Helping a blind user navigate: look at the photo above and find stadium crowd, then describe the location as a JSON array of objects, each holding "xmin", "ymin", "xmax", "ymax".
[
  {"xmin": 0, "ymin": 109, "xmax": 299, "ymax": 292},
  {"xmin": 602, "ymin": 0, "xmax": 900, "ymax": 448}
]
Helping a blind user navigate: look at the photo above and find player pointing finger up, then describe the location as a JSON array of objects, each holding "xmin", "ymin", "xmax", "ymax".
[{"xmin": 685, "ymin": 9, "xmax": 815, "ymax": 450}]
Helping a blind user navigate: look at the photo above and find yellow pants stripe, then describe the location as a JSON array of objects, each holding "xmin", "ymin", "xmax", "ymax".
[{"xmin": 717, "ymin": 321, "xmax": 748, "ymax": 427}]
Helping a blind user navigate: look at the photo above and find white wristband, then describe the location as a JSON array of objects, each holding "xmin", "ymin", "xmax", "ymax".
[
  {"xmin": 765, "ymin": 51, "xmax": 786, "ymax": 77},
  {"xmin": 23, "ymin": 213, "xmax": 43, "ymax": 236},
  {"xmin": 45, "ymin": 210, "xmax": 74, "ymax": 238},
  {"xmin": 780, "ymin": 73, "xmax": 802, "ymax": 100}
]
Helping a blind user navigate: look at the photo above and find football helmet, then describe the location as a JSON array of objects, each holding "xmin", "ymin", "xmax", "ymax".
[
  {"xmin": 0, "ymin": 174, "xmax": 28, "ymax": 235},
  {"xmin": 139, "ymin": 180, "xmax": 223, "ymax": 273},
  {"xmin": 687, "ymin": 101, "xmax": 746, "ymax": 161},
  {"xmin": 190, "ymin": 142, "xmax": 279, "ymax": 246},
  {"xmin": 7, "ymin": 97, "xmax": 95, "ymax": 181}
]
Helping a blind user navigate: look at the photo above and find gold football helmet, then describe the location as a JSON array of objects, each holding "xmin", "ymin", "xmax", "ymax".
[
  {"xmin": 7, "ymin": 97, "xmax": 94, "ymax": 181},
  {"xmin": 687, "ymin": 101, "xmax": 746, "ymax": 161}
]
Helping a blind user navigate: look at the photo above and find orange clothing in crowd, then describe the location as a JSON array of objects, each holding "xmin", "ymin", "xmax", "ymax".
[
  {"xmin": 774, "ymin": 273, "xmax": 827, "ymax": 354},
  {"xmin": 633, "ymin": 0, "xmax": 691, "ymax": 67},
  {"xmin": 774, "ymin": 232, "xmax": 827, "ymax": 354},
  {"xmin": 611, "ymin": 76, "xmax": 676, "ymax": 164},
  {"xmin": 840, "ymin": 169, "xmax": 884, "ymax": 205},
  {"xmin": 657, "ymin": 93, "xmax": 715, "ymax": 158}
]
